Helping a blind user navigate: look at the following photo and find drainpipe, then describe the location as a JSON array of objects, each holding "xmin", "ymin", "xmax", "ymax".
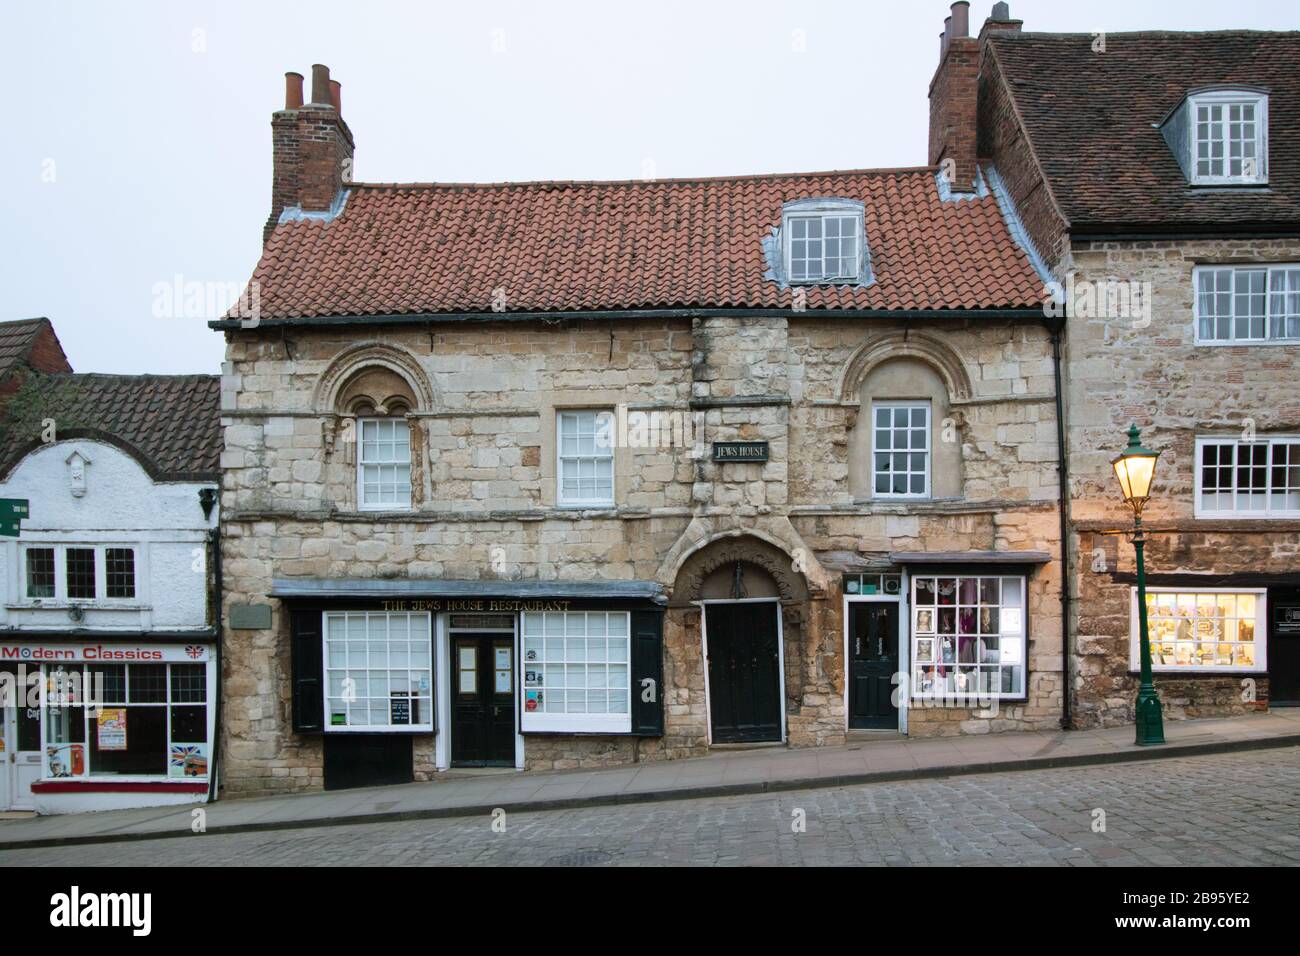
[
  {"xmin": 206, "ymin": 522, "xmax": 223, "ymax": 803},
  {"xmin": 1046, "ymin": 316, "xmax": 1073, "ymax": 730}
]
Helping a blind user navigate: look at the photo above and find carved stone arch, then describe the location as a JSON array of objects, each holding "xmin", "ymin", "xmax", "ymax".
[
  {"xmin": 837, "ymin": 330, "xmax": 973, "ymax": 404},
  {"xmin": 670, "ymin": 533, "xmax": 809, "ymax": 608},
  {"xmin": 312, "ymin": 342, "xmax": 435, "ymax": 414}
]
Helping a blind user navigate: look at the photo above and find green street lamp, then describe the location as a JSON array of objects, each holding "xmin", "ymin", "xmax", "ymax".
[{"xmin": 1111, "ymin": 423, "xmax": 1165, "ymax": 746}]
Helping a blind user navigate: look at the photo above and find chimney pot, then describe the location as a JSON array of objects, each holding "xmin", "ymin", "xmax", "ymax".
[
  {"xmin": 992, "ymin": 1, "xmax": 1010, "ymax": 20},
  {"xmin": 310, "ymin": 63, "xmax": 331, "ymax": 106},
  {"xmin": 284, "ymin": 72, "xmax": 304, "ymax": 110},
  {"xmin": 950, "ymin": 1, "xmax": 970, "ymax": 38},
  {"xmin": 329, "ymin": 79, "xmax": 342, "ymax": 117}
]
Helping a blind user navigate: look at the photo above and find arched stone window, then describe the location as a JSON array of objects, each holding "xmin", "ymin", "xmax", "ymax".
[
  {"xmin": 848, "ymin": 356, "xmax": 963, "ymax": 501},
  {"xmin": 313, "ymin": 344, "xmax": 434, "ymax": 512}
]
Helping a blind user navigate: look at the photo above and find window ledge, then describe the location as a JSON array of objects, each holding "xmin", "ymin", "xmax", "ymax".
[
  {"xmin": 31, "ymin": 780, "xmax": 208, "ymax": 794},
  {"xmin": 6, "ymin": 603, "xmax": 151, "ymax": 612}
]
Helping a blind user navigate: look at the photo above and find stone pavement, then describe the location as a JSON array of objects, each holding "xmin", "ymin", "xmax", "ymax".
[
  {"xmin": 2, "ymin": 709, "xmax": 1298, "ymax": 851},
  {"xmin": 5, "ymin": 747, "xmax": 1299, "ymax": 866}
]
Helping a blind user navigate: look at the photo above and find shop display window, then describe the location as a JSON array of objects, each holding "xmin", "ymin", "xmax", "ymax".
[
  {"xmin": 324, "ymin": 612, "xmax": 433, "ymax": 731},
  {"xmin": 1134, "ymin": 589, "xmax": 1266, "ymax": 672},
  {"xmin": 912, "ymin": 575, "xmax": 1027, "ymax": 699},
  {"xmin": 522, "ymin": 611, "xmax": 631, "ymax": 733},
  {"xmin": 39, "ymin": 663, "xmax": 211, "ymax": 780}
]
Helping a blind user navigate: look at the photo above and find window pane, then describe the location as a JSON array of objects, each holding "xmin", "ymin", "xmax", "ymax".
[
  {"xmin": 106, "ymin": 548, "xmax": 136, "ymax": 599},
  {"xmin": 66, "ymin": 548, "xmax": 96, "ymax": 599},
  {"xmin": 25, "ymin": 547, "xmax": 54, "ymax": 598}
]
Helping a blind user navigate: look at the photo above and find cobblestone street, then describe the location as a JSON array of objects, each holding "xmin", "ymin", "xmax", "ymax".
[{"xmin": 4, "ymin": 747, "xmax": 1299, "ymax": 867}]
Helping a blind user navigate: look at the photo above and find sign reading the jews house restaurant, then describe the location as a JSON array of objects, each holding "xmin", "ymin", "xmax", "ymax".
[{"xmin": 711, "ymin": 441, "xmax": 769, "ymax": 463}]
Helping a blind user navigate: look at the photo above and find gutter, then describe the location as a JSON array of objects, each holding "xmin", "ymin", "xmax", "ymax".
[
  {"xmin": 1044, "ymin": 314, "xmax": 1073, "ymax": 730},
  {"xmin": 207, "ymin": 525, "xmax": 223, "ymax": 804},
  {"xmin": 209, "ymin": 307, "xmax": 1046, "ymax": 331}
]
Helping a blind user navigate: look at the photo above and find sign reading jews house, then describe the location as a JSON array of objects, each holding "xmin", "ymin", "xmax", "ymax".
[{"xmin": 711, "ymin": 441, "xmax": 769, "ymax": 463}]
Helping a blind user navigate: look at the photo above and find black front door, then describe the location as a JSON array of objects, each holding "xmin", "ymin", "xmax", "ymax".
[
  {"xmin": 1269, "ymin": 590, "xmax": 1300, "ymax": 705},
  {"xmin": 451, "ymin": 633, "xmax": 516, "ymax": 766},
  {"xmin": 706, "ymin": 602, "xmax": 782, "ymax": 743},
  {"xmin": 848, "ymin": 602, "xmax": 900, "ymax": 729}
]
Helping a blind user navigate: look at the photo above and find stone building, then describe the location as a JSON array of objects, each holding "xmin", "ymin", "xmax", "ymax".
[
  {"xmin": 213, "ymin": 53, "xmax": 1069, "ymax": 795},
  {"xmin": 956, "ymin": 4, "xmax": 1300, "ymax": 723}
]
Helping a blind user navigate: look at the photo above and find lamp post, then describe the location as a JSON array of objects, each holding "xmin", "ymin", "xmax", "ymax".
[{"xmin": 1111, "ymin": 423, "xmax": 1165, "ymax": 746}]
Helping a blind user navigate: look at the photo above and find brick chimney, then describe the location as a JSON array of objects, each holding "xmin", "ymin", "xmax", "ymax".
[
  {"xmin": 265, "ymin": 64, "xmax": 354, "ymax": 244},
  {"xmin": 928, "ymin": 2, "xmax": 979, "ymax": 192}
]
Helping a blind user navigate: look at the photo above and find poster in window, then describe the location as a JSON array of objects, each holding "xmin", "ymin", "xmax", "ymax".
[
  {"xmin": 169, "ymin": 743, "xmax": 209, "ymax": 778},
  {"xmin": 45, "ymin": 742, "xmax": 84, "ymax": 778},
  {"xmin": 915, "ymin": 609, "xmax": 934, "ymax": 633},
  {"xmin": 390, "ymin": 692, "xmax": 411, "ymax": 725},
  {"xmin": 1000, "ymin": 608, "xmax": 1022, "ymax": 634},
  {"xmin": 1000, "ymin": 639, "xmax": 1022, "ymax": 665},
  {"xmin": 914, "ymin": 638, "xmax": 935, "ymax": 663},
  {"xmin": 525, "ymin": 690, "xmax": 542, "ymax": 712},
  {"xmin": 97, "ymin": 708, "xmax": 128, "ymax": 751}
]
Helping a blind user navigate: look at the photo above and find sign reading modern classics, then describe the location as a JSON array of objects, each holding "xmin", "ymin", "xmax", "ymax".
[
  {"xmin": 711, "ymin": 441, "xmax": 770, "ymax": 463},
  {"xmin": 0, "ymin": 643, "xmax": 209, "ymax": 662}
]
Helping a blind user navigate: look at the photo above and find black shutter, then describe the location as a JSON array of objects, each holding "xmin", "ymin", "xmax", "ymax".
[
  {"xmin": 290, "ymin": 608, "xmax": 324, "ymax": 734},
  {"xmin": 630, "ymin": 609, "xmax": 664, "ymax": 736}
]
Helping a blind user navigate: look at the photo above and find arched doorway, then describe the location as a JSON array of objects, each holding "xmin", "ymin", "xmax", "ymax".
[{"xmin": 671, "ymin": 536, "xmax": 809, "ymax": 745}]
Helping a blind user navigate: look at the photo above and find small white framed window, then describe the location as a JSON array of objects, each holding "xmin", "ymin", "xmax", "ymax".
[
  {"xmin": 557, "ymin": 409, "xmax": 614, "ymax": 507},
  {"xmin": 521, "ymin": 611, "xmax": 631, "ymax": 733},
  {"xmin": 357, "ymin": 417, "xmax": 412, "ymax": 511},
  {"xmin": 21, "ymin": 544, "xmax": 138, "ymax": 603},
  {"xmin": 1189, "ymin": 90, "xmax": 1268, "ymax": 184},
  {"xmin": 912, "ymin": 575, "xmax": 1027, "ymax": 700},
  {"xmin": 871, "ymin": 402, "xmax": 930, "ymax": 498},
  {"xmin": 1195, "ymin": 435, "xmax": 1300, "ymax": 518},
  {"xmin": 1194, "ymin": 265, "xmax": 1300, "ymax": 343},
  {"xmin": 324, "ymin": 611, "xmax": 434, "ymax": 731},
  {"xmin": 780, "ymin": 199, "xmax": 865, "ymax": 284},
  {"xmin": 1132, "ymin": 588, "xmax": 1266, "ymax": 673}
]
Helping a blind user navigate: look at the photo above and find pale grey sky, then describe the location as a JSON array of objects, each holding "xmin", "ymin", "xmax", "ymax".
[{"xmin": 0, "ymin": 0, "xmax": 1295, "ymax": 374}]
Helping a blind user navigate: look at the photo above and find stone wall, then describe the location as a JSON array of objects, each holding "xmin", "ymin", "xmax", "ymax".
[
  {"xmin": 1062, "ymin": 238, "xmax": 1300, "ymax": 727},
  {"xmin": 219, "ymin": 311, "xmax": 1067, "ymax": 793}
]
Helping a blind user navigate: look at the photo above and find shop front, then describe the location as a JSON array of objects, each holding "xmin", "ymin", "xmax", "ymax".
[
  {"xmin": 0, "ymin": 638, "xmax": 216, "ymax": 814},
  {"xmin": 271, "ymin": 579, "xmax": 666, "ymax": 789}
]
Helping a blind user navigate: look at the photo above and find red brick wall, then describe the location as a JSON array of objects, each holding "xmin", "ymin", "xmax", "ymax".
[
  {"xmin": 264, "ymin": 107, "xmax": 355, "ymax": 244},
  {"xmin": 27, "ymin": 322, "xmax": 73, "ymax": 374},
  {"xmin": 928, "ymin": 36, "xmax": 980, "ymax": 191},
  {"xmin": 977, "ymin": 45, "xmax": 1069, "ymax": 269}
]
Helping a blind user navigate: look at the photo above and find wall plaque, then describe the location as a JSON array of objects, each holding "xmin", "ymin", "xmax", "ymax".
[{"xmin": 711, "ymin": 441, "xmax": 769, "ymax": 463}]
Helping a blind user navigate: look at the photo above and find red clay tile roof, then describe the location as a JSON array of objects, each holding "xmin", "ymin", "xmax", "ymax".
[
  {"xmin": 242, "ymin": 168, "xmax": 1045, "ymax": 319},
  {"xmin": 0, "ymin": 373, "xmax": 221, "ymax": 481},
  {"xmin": 988, "ymin": 30, "xmax": 1300, "ymax": 232}
]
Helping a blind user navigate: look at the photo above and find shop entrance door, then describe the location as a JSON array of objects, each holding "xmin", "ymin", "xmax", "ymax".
[
  {"xmin": 1269, "ymin": 591, "xmax": 1300, "ymax": 705},
  {"xmin": 451, "ymin": 634, "xmax": 516, "ymax": 766},
  {"xmin": 1, "ymin": 665, "xmax": 41, "ymax": 811},
  {"xmin": 705, "ymin": 602, "xmax": 783, "ymax": 743},
  {"xmin": 848, "ymin": 602, "xmax": 900, "ymax": 730}
]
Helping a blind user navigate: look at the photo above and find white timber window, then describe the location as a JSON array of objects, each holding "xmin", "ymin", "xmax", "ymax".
[
  {"xmin": 872, "ymin": 402, "xmax": 930, "ymax": 498},
  {"xmin": 557, "ymin": 410, "xmax": 614, "ymax": 507},
  {"xmin": 1195, "ymin": 435, "xmax": 1300, "ymax": 518},
  {"xmin": 357, "ymin": 417, "xmax": 412, "ymax": 510},
  {"xmin": 1189, "ymin": 91, "xmax": 1268, "ymax": 184},
  {"xmin": 1133, "ymin": 588, "xmax": 1266, "ymax": 672},
  {"xmin": 1194, "ymin": 265, "xmax": 1300, "ymax": 343},
  {"xmin": 324, "ymin": 612, "xmax": 433, "ymax": 731},
  {"xmin": 521, "ymin": 611, "xmax": 631, "ymax": 733},
  {"xmin": 912, "ymin": 575, "xmax": 1027, "ymax": 700},
  {"xmin": 781, "ymin": 199, "xmax": 865, "ymax": 284}
]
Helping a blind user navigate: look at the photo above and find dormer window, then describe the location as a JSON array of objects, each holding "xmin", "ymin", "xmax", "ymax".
[
  {"xmin": 1189, "ymin": 90, "xmax": 1268, "ymax": 185},
  {"xmin": 780, "ymin": 199, "xmax": 866, "ymax": 284}
]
